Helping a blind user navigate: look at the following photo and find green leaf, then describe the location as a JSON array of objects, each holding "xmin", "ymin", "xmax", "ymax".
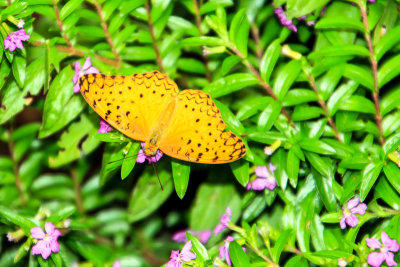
[
  {"xmin": 360, "ymin": 161, "xmax": 384, "ymax": 201},
  {"xmin": 177, "ymin": 58, "xmax": 206, "ymax": 74},
  {"xmin": 12, "ymin": 55, "xmax": 26, "ymax": 88},
  {"xmin": 383, "ymin": 162, "xmax": 400, "ymax": 195},
  {"xmin": 308, "ymin": 45, "xmax": 370, "ymax": 59},
  {"xmin": 229, "ymin": 9, "xmax": 250, "ymax": 58},
  {"xmin": 283, "ymin": 89, "xmax": 317, "ymax": 106},
  {"xmin": 305, "ymin": 152, "xmax": 331, "ymax": 178},
  {"xmin": 228, "ymin": 241, "xmax": 250, "ymax": 267},
  {"xmin": 171, "ymin": 159, "xmax": 191, "ymax": 199},
  {"xmin": 284, "ymin": 255, "xmax": 308, "ymax": 267},
  {"xmin": 343, "ymin": 64, "xmax": 373, "ymax": 91},
  {"xmin": 273, "ymin": 60, "xmax": 301, "ymax": 100},
  {"xmin": 287, "ymin": 149, "xmax": 299, "ymax": 187},
  {"xmin": 338, "ymin": 95, "xmax": 375, "ymax": 114},
  {"xmin": 186, "ymin": 233, "xmax": 209, "ymax": 261},
  {"xmin": 121, "ymin": 46, "xmax": 156, "ymax": 61},
  {"xmin": 299, "ymin": 138, "xmax": 336, "ymax": 155},
  {"xmin": 378, "ymin": 54, "xmax": 400, "ymax": 89},
  {"xmin": 286, "ymin": 0, "xmax": 329, "ymax": 17},
  {"xmin": 49, "ymin": 114, "xmax": 100, "ymax": 167},
  {"xmin": 222, "ymin": 55, "xmax": 241, "ymax": 75},
  {"xmin": 203, "ymin": 73, "xmax": 258, "ymax": 98},
  {"xmin": 181, "ymin": 36, "xmax": 226, "ymax": 46},
  {"xmin": 190, "ymin": 183, "xmax": 240, "ymax": 230},
  {"xmin": 121, "ymin": 142, "xmax": 141, "ymax": 180},
  {"xmin": 0, "ymin": 206, "xmax": 36, "ymax": 233},
  {"xmin": 260, "ymin": 39, "xmax": 281, "ymax": 84},
  {"xmin": 272, "ymin": 229, "xmax": 292, "ymax": 263},
  {"xmin": 315, "ymin": 17, "xmax": 365, "ymax": 32},
  {"xmin": 383, "ymin": 132, "xmax": 400, "ymax": 155},
  {"xmin": 128, "ymin": 162, "xmax": 173, "ymax": 222},
  {"xmin": 375, "ymin": 25, "xmax": 400, "ymax": 61},
  {"xmin": 59, "ymin": 0, "xmax": 84, "ymax": 20},
  {"xmin": 230, "ymin": 159, "xmax": 249, "ymax": 187},
  {"xmin": 257, "ymin": 101, "xmax": 282, "ymax": 131},
  {"xmin": 292, "ymin": 105, "xmax": 324, "ymax": 121},
  {"xmin": 312, "ymin": 168, "xmax": 336, "ymax": 212},
  {"xmin": 39, "ymin": 66, "xmax": 84, "ymax": 138}
]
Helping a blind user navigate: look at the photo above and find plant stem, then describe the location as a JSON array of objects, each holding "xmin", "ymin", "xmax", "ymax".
[
  {"xmin": 52, "ymin": 0, "xmax": 72, "ymax": 47},
  {"xmin": 193, "ymin": 0, "xmax": 212, "ymax": 82},
  {"xmin": 232, "ymin": 47, "xmax": 296, "ymax": 129},
  {"xmin": 358, "ymin": 0, "xmax": 384, "ymax": 145},
  {"xmin": 71, "ymin": 169, "xmax": 85, "ymax": 214},
  {"xmin": 7, "ymin": 127, "xmax": 26, "ymax": 206},
  {"xmin": 304, "ymin": 68, "xmax": 342, "ymax": 142},
  {"xmin": 31, "ymin": 40, "xmax": 120, "ymax": 68},
  {"xmin": 93, "ymin": 0, "xmax": 121, "ymax": 68},
  {"xmin": 145, "ymin": 0, "xmax": 165, "ymax": 73},
  {"xmin": 251, "ymin": 23, "xmax": 263, "ymax": 60}
]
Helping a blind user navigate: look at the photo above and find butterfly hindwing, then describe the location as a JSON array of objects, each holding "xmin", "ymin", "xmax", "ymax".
[{"xmin": 159, "ymin": 89, "xmax": 246, "ymax": 164}]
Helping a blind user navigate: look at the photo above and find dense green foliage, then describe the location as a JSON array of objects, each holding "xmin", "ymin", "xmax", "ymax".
[{"xmin": 1, "ymin": 0, "xmax": 400, "ymax": 266}]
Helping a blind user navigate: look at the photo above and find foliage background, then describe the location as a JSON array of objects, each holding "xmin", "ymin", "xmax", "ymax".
[{"xmin": 2, "ymin": 0, "xmax": 400, "ymax": 266}]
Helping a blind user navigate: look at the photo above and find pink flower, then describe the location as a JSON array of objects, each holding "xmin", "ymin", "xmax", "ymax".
[
  {"xmin": 30, "ymin": 222, "xmax": 62, "ymax": 259},
  {"xmin": 73, "ymin": 57, "xmax": 99, "ymax": 93},
  {"xmin": 112, "ymin": 260, "xmax": 121, "ymax": 267},
  {"xmin": 246, "ymin": 163, "xmax": 277, "ymax": 191},
  {"xmin": 98, "ymin": 118, "xmax": 112, "ymax": 133},
  {"xmin": 367, "ymin": 231, "xmax": 399, "ymax": 267},
  {"xmin": 274, "ymin": 6, "xmax": 297, "ymax": 32},
  {"xmin": 219, "ymin": 236, "xmax": 246, "ymax": 266},
  {"xmin": 4, "ymin": 29, "xmax": 30, "ymax": 51},
  {"xmin": 214, "ymin": 207, "xmax": 231, "ymax": 235},
  {"xmin": 172, "ymin": 229, "xmax": 211, "ymax": 244},
  {"xmin": 136, "ymin": 142, "xmax": 163, "ymax": 164},
  {"xmin": 166, "ymin": 241, "xmax": 196, "ymax": 267},
  {"xmin": 339, "ymin": 197, "xmax": 367, "ymax": 229}
]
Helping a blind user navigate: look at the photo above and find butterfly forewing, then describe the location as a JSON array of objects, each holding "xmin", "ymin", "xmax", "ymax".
[
  {"xmin": 158, "ymin": 89, "xmax": 246, "ymax": 164},
  {"xmin": 79, "ymin": 71, "xmax": 179, "ymax": 141}
]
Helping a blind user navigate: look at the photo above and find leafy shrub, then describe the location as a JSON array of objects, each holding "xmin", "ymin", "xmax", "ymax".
[{"xmin": 1, "ymin": 0, "xmax": 400, "ymax": 266}]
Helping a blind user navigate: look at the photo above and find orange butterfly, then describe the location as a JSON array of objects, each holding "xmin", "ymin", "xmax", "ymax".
[{"xmin": 79, "ymin": 71, "xmax": 246, "ymax": 164}]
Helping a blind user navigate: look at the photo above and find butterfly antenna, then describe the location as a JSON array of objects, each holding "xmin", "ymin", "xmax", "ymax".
[
  {"xmin": 152, "ymin": 162, "xmax": 163, "ymax": 191},
  {"xmin": 107, "ymin": 154, "xmax": 137, "ymax": 164}
]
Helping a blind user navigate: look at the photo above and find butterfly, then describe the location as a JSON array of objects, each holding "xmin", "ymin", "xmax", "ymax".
[{"xmin": 79, "ymin": 71, "xmax": 246, "ymax": 164}]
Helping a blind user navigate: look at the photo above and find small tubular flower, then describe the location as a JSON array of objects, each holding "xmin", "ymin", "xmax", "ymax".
[
  {"xmin": 172, "ymin": 229, "xmax": 211, "ymax": 244},
  {"xmin": 30, "ymin": 222, "xmax": 62, "ymax": 259},
  {"xmin": 219, "ymin": 236, "xmax": 246, "ymax": 266},
  {"xmin": 98, "ymin": 119, "xmax": 112, "ymax": 133},
  {"xmin": 246, "ymin": 163, "xmax": 277, "ymax": 191},
  {"xmin": 214, "ymin": 207, "xmax": 232, "ymax": 235},
  {"xmin": 366, "ymin": 231, "xmax": 399, "ymax": 267},
  {"xmin": 166, "ymin": 241, "xmax": 196, "ymax": 267},
  {"xmin": 339, "ymin": 197, "xmax": 367, "ymax": 229},
  {"xmin": 73, "ymin": 57, "xmax": 99, "ymax": 93},
  {"xmin": 136, "ymin": 142, "xmax": 163, "ymax": 164},
  {"xmin": 4, "ymin": 29, "xmax": 30, "ymax": 52}
]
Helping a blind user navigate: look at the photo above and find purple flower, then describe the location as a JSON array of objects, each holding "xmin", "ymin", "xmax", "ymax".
[
  {"xmin": 274, "ymin": 6, "xmax": 297, "ymax": 32},
  {"xmin": 136, "ymin": 142, "xmax": 163, "ymax": 164},
  {"xmin": 4, "ymin": 29, "xmax": 30, "ymax": 52},
  {"xmin": 219, "ymin": 236, "xmax": 246, "ymax": 266},
  {"xmin": 214, "ymin": 207, "xmax": 231, "ymax": 235},
  {"xmin": 30, "ymin": 222, "xmax": 62, "ymax": 259},
  {"xmin": 98, "ymin": 118, "xmax": 112, "ymax": 133},
  {"xmin": 73, "ymin": 57, "xmax": 99, "ymax": 93},
  {"xmin": 367, "ymin": 231, "xmax": 399, "ymax": 267},
  {"xmin": 339, "ymin": 197, "xmax": 367, "ymax": 229},
  {"xmin": 368, "ymin": 0, "xmax": 376, "ymax": 2},
  {"xmin": 246, "ymin": 163, "xmax": 277, "ymax": 191},
  {"xmin": 172, "ymin": 229, "xmax": 211, "ymax": 244},
  {"xmin": 166, "ymin": 241, "xmax": 196, "ymax": 267}
]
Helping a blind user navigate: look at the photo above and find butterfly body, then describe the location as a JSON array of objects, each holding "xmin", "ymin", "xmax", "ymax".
[{"xmin": 79, "ymin": 71, "xmax": 246, "ymax": 164}]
